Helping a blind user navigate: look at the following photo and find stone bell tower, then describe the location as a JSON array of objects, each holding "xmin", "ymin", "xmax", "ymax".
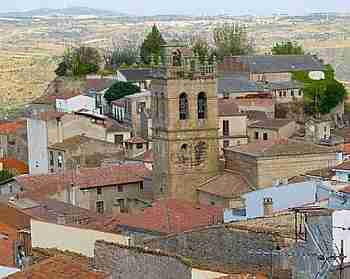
[{"xmin": 151, "ymin": 43, "xmax": 219, "ymax": 202}]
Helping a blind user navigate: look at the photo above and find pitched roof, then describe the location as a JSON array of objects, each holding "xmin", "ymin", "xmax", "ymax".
[
  {"xmin": 16, "ymin": 164, "xmax": 150, "ymax": 199},
  {"xmin": 248, "ymin": 119, "xmax": 294, "ymax": 131},
  {"xmin": 197, "ymin": 170, "xmax": 253, "ymax": 199},
  {"xmin": 0, "ymin": 158, "xmax": 28, "ymax": 174},
  {"xmin": 103, "ymin": 198, "xmax": 224, "ymax": 234},
  {"xmin": 0, "ymin": 120, "xmax": 26, "ymax": 135},
  {"xmin": 226, "ymin": 139, "xmax": 336, "ymax": 157},
  {"xmin": 218, "ymin": 77, "xmax": 265, "ymax": 93},
  {"xmin": 0, "ymin": 202, "xmax": 31, "ymax": 230},
  {"xmin": 218, "ymin": 99, "xmax": 242, "ymax": 117},
  {"xmin": 269, "ymin": 80, "xmax": 304, "ymax": 90},
  {"xmin": 6, "ymin": 255, "xmax": 108, "ymax": 279},
  {"xmin": 333, "ymin": 161, "xmax": 350, "ymax": 171},
  {"xmin": 246, "ymin": 110, "xmax": 269, "ymax": 121},
  {"xmin": 85, "ymin": 78, "xmax": 116, "ymax": 92},
  {"xmin": 234, "ymin": 55, "xmax": 325, "ymax": 73},
  {"xmin": 49, "ymin": 135, "xmax": 122, "ymax": 151},
  {"xmin": 118, "ymin": 68, "xmax": 153, "ymax": 81},
  {"xmin": 33, "ymin": 90, "xmax": 82, "ymax": 104}
]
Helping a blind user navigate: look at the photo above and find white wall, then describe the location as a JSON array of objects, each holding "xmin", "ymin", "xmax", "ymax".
[
  {"xmin": 191, "ymin": 268, "xmax": 227, "ymax": 279},
  {"xmin": 31, "ymin": 219, "xmax": 130, "ymax": 257},
  {"xmin": 56, "ymin": 95, "xmax": 96, "ymax": 113},
  {"xmin": 333, "ymin": 210, "xmax": 350, "ymax": 263}
]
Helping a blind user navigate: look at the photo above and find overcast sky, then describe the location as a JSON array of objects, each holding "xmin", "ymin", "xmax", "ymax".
[{"xmin": 1, "ymin": 0, "xmax": 350, "ymax": 16}]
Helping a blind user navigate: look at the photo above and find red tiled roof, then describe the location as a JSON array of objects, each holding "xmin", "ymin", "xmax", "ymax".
[
  {"xmin": 0, "ymin": 158, "xmax": 29, "ymax": 175},
  {"xmin": 6, "ymin": 255, "xmax": 108, "ymax": 279},
  {"xmin": 234, "ymin": 98, "xmax": 274, "ymax": 108},
  {"xmin": 33, "ymin": 90, "xmax": 82, "ymax": 104},
  {"xmin": 218, "ymin": 99, "xmax": 242, "ymax": 117},
  {"xmin": 37, "ymin": 111, "xmax": 65, "ymax": 122},
  {"xmin": 0, "ymin": 121, "xmax": 26, "ymax": 135},
  {"xmin": 197, "ymin": 170, "xmax": 253, "ymax": 198},
  {"xmin": 0, "ymin": 222, "xmax": 17, "ymax": 267},
  {"xmin": 16, "ymin": 164, "xmax": 151, "ymax": 199},
  {"xmin": 126, "ymin": 137, "xmax": 147, "ymax": 144},
  {"xmin": 104, "ymin": 198, "xmax": 224, "ymax": 234},
  {"xmin": 85, "ymin": 79, "xmax": 115, "ymax": 92}
]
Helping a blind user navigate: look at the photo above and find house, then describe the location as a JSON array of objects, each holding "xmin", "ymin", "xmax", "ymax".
[
  {"xmin": 0, "ymin": 119, "xmax": 49, "ymax": 176},
  {"xmin": 48, "ymin": 135, "xmax": 125, "ymax": 173},
  {"xmin": 102, "ymin": 198, "xmax": 223, "ymax": 239},
  {"xmin": 219, "ymin": 55, "xmax": 325, "ymax": 82},
  {"xmin": 1, "ymin": 164, "xmax": 152, "ymax": 215},
  {"xmin": 37, "ymin": 111, "xmax": 131, "ymax": 146},
  {"xmin": 125, "ymin": 137, "xmax": 149, "ymax": 158},
  {"xmin": 333, "ymin": 161, "xmax": 350, "ymax": 183},
  {"xmin": 217, "ymin": 99, "xmax": 248, "ymax": 151},
  {"xmin": 124, "ymin": 90, "xmax": 152, "ymax": 137},
  {"xmin": 304, "ymin": 117, "xmax": 332, "ymax": 144},
  {"xmin": 6, "ymin": 255, "xmax": 110, "ymax": 279},
  {"xmin": 247, "ymin": 119, "xmax": 297, "ymax": 142},
  {"xmin": 269, "ymin": 80, "xmax": 304, "ymax": 103},
  {"xmin": 55, "ymin": 91, "xmax": 96, "ymax": 113},
  {"xmin": 116, "ymin": 68, "xmax": 153, "ymax": 90},
  {"xmin": 197, "ymin": 170, "xmax": 253, "ymax": 208},
  {"xmin": 224, "ymin": 139, "xmax": 338, "ymax": 188}
]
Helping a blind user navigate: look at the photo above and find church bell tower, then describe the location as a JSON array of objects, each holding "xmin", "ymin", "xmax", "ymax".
[{"xmin": 151, "ymin": 43, "xmax": 219, "ymax": 201}]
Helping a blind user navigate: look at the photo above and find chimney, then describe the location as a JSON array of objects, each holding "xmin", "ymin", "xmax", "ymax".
[{"xmin": 263, "ymin": 197, "xmax": 273, "ymax": 216}]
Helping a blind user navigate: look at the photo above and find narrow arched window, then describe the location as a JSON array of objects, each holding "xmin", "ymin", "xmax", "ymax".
[
  {"xmin": 179, "ymin": 144, "xmax": 189, "ymax": 164},
  {"xmin": 179, "ymin": 93, "xmax": 189, "ymax": 120},
  {"xmin": 197, "ymin": 92, "xmax": 207, "ymax": 119}
]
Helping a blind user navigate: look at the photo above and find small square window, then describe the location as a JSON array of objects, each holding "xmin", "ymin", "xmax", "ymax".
[
  {"xmin": 117, "ymin": 185, "xmax": 123, "ymax": 192},
  {"xmin": 255, "ymin": 132, "xmax": 259, "ymax": 140},
  {"xmin": 139, "ymin": 182, "xmax": 144, "ymax": 192},
  {"xmin": 223, "ymin": 140, "xmax": 230, "ymax": 148},
  {"xmin": 97, "ymin": 187, "xmax": 102, "ymax": 195},
  {"xmin": 263, "ymin": 133, "xmax": 268, "ymax": 141},
  {"xmin": 96, "ymin": 201, "xmax": 104, "ymax": 214},
  {"xmin": 136, "ymin": 143, "xmax": 143, "ymax": 149}
]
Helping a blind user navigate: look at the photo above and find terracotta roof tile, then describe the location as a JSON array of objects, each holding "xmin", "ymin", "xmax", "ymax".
[
  {"xmin": 226, "ymin": 139, "xmax": 336, "ymax": 157},
  {"xmin": 0, "ymin": 121, "xmax": 26, "ymax": 135},
  {"xmin": 248, "ymin": 119, "xmax": 294, "ymax": 131},
  {"xmin": 333, "ymin": 161, "xmax": 350, "ymax": 171},
  {"xmin": 0, "ymin": 158, "xmax": 29, "ymax": 175},
  {"xmin": 6, "ymin": 255, "xmax": 108, "ymax": 279},
  {"xmin": 16, "ymin": 164, "xmax": 150, "ymax": 199},
  {"xmin": 218, "ymin": 99, "xmax": 242, "ymax": 117},
  {"xmin": 85, "ymin": 79, "xmax": 115, "ymax": 92},
  {"xmin": 37, "ymin": 111, "xmax": 65, "ymax": 122},
  {"xmin": 198, "ymin": 170, "xmax": 254, "ymax": 198},
  {"xmin": 104, "ymin": 198, "xmax": 224, "ymax": 234},
  {"xmin": 33, "ymin": 90, "xmax": 82, "ymax": 104}
]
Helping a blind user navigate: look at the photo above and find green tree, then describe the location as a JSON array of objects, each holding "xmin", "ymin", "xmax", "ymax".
[
  {"xmin": 55, "ymin": 46, "xmax": 101, "ymax": 77},
  {"xmin": 104, "ymin": 81, "xmax": 141, "ymax": 103},
  {"xmin": 192, "ymin": 37, "xmax": 213, "ymax": 63},
  {"xmin": 293, "ymin": 65, "xmax": 347, "ymax": 115},
  {"xmin": 0, "ymin": 169, "xmax": 13, "ymax": 183},
  {"xmin": 213, "ymin": 24, "xmax": 253, "ymax": 60},
  {"xmin": 140, "ymin": 25, "xmax": 166, "ymax": 65},
  {"xmin": 109, "ymin": 45, "xmax": 139, "ymax": 69},
  {"xmin": 271, "ymin": 41, "xmax": 305, "ymax": 55}
]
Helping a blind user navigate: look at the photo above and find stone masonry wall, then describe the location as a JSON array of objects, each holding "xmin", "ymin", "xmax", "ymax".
[
  {"xmin": 144, "ymin": 225, "xmax": 275, "ymax": 271},
  {"xmin": 94, "ymin": 240, "xmax": 191, "ymax": 279}
]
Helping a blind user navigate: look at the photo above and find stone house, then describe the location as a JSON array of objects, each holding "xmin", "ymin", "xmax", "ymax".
[
  {"xmin": 124, "ymin": 91, "xmax": 152, "ymax": 137},
  {"xmin": 2, "ymin": 164, "xmax": 152, "ymax": 215},
  {"xmin": 305, "ymin": 118, "xmax": 332, "ymax": 144},
  {"xmin": 270, "ymin": 80, "xmax": 304, "ymax": 103},
  {"xmin": 38, "ymin": 111, "xmax": 131, "ymax": 146},
  {"xmin": 217, "ymin": 99, "xmax": 248, "ymax": 152},
  {"xmin": 125, "ymin": 137, "xmax": 149, "ymax": 159},
  {"xmin": 224, "ymin": 139, "xmax": 338, "ymax": 189},
  {"xmin": 196, "ymin": 170, "xmax": 253, "ymax": 209},
  {"xmin": 247, "ymin": 119, "xmax": 297, "ymax": 142},
  {"xmin": 48, "ymin": 135, "xmax": 124, "ymax": 173}
]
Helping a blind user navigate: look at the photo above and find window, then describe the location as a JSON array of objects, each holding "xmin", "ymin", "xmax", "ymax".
[
  {"xmin": 223, "ymin": 120, "xmax": 230, "ymax": 136},
  {"xmin": 291, "ymin": 90, "xmax": 294, "ymax": 97},
  {"xmin": 197, "ymin": 92, "xmax": 207, "ymax": 119},
  {"xmin": 139, "ymin": 182, "xmax": 144, "ymax": 192},
  {"xmin": 223, "ymin": 140, "xmax": 230, "ymax": 148},
  {"xmin": 97, "ymin": 187, "xmax": 102, "ymax": 195},
  {"xmin": 255, "ymin": 132, "xmax": 259, "ymax": 140},
  {"xmin": 279, "ymin": 91, "xmax": 282, "ymax": 97},
  {"xmin": 179, "ymin": 93, "xmax": 189, "ymax": 120},
  {"xmin": 117, "ymin": 185, "xmax": 123, "ymax": 192},
  {"xmin": 96, "ymin": 201, "xmax": 104, "ymax": 214},
  {"xmin": 210, "ymin": 201, "xmax": 215, "ymax": 206},
  {"xmin": 283, "ymin": 91, "xmax": 287, "ymax": 97},
  {"xmin": 136, "ymin": 143, "xmax": 143, "ymax": 149},
  {"xmin": 263, "ymin": 133, "xmax": 268, "ymax": 140},
  {"xmin": 194, "ymin": 141, "xmax": 206, "ymax": 165},
  {"xmin": 348, "ymin": 174, "xmax": 350, "ymax": 182},
  {"xmin": 49, "ymin": 151, "xmax": 54, "ymax": 166},
  {"xmin": 137, "ymin": 102, "xmax": 146, "ymax": 114},
  {"xmin": 179, "ymin": 144, "xmax": 189, "ymax": 163},
  {"xmin": 114, "ymin": 135, "xmax": 124, "ymax": 145},
  {"xmin": 118, "ymin": 199, "xmax": 126, "ymax": 213},
  {"xmin": 223, "ymin": 91, "xmax": 229, "ymax": 99},
  {"xmin": 57, "ymin": 152, "xmax": 63, "ymax": 169},
  {"xmin": 299, "ymin": 90, "xmax": 302, "ymax": 96}
]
